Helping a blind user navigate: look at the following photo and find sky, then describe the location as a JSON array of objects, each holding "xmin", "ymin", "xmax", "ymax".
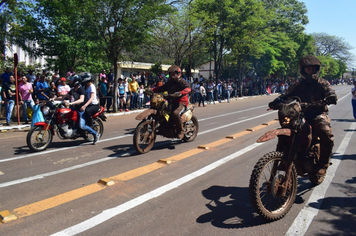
[{"xmin": 302, "ymin": 0, "xmax": 356, "ymax": 67}]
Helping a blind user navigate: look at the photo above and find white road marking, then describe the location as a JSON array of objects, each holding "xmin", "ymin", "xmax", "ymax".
[
  {"xmin": 286, "ymin": 121, "xmax": 356, "ymax": 236},
  {"xmin": 0, "ymin": 134, "xmax": 132, "ymax": 163},
  {"xmin": 51, "ymin": 142, "xmax": 264, "ymax": 236},
  {"xmin": 0, "ymin": 171, "xmax": 4, "ymax": 175}
]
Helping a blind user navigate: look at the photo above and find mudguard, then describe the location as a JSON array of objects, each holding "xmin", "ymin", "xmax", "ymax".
[
  {"xmin": 135, "ymin": 109, "xmax": 157, "ymax": 120},
  {"xmin": 33, "ymin": 122, "xmax": 54, "ymax": 135},
  {"xmin": 256, "ymin": 128, "xmax": 291, "ymax": 143}
]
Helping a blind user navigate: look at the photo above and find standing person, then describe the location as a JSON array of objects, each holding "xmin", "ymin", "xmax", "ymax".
[
  {"xmin": 52, "ymin": 69, "xmax": 60, "ymax": 86},
  {"xmin": 129, "ymin": 76, "xmax": 139, "ymax": 110},
  {"xmin": 48, "ymin": 81, "xmax": 57, "ymax": 99},
  {"xmin": 123, "ymin": 77, "xmax": 130, "ymax": 109},
  {"xmin": 66, "ymin": 67, "xmax": 75, "ymax": 77},
  {"xmin": 106, "ymin": 69, "xmax": 114, "ymax": 112},
  {"xmin": 106, "ymin": 75, "xmax": 113, "ymax": 113},
  {"xmin": 1, "ymin": 67, "xmax": 13, "ymax": 84},
  {"xmin": 0, "ymin": 83, "xmax": 3, "ymax": 126},
  {"xmin": 117, "ymin": 78, "xmax": 127, "ymax": 111},
  {"xmin": 19, "ymin": 76, "xmax": 35, "ymax": 124},
  {"xmin": 207, "ymin": 80, "xmax": 215, "ymax": 104},
  {"xmin": 226, "ymin": 81, "xmax": 232, "ymax": 103},
  {"xmin": 351, "ymin": 81, "xmax": 356, "ymax": 119},
  {"xmin": 198, "ymin": 81, "xmax": 206, "ymax": 107},
  {"xmin": 36, "ymin": 75, "xmax": 50, "ymax": 101},
  {"xmin": 57, "ymin": 77, "xmax": 70, "ymax": 97},
  {"xmin": 269, "ymin": 55, "xmax": 337, "ymax": 179},
  {"xmin": 2, "ymin": 75, "xmax": 16, "ymax": 126},
  {"xmin": 138, "ymin": 84, "xmax": 145, "ymax": 109},
  {"xmin": 100, "ymin": 69, "xmax": 106, "ymax": 81},
  {"xmin": 26, "ymin": 69, "xmax": 36, "ymax": 85},
  {"xmin": 151, "ymin": 65, "xmax": 191, "ymax": 139},
  {"xmin": 98, "ymin": 76, "xmax": 108, "ymax": 109}
]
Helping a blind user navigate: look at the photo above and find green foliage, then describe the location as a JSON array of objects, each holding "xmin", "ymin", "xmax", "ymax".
[
  {"xmin": 150, "ymin": 63, "xmax": 163, "ymax": 76},
  {"xmin": 319, "ymin": 55, "xmax": 347, "ymax": 79},
  {"xmin": 2, "ymin": 0, "xmax": 352, "ymax": 85}
]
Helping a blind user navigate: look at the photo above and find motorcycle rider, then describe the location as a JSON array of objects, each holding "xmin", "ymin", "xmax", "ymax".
[
  {"xmin": 269, "ymin": 55, "xmax": 337, "ymax": 178},
  {"xmin": 151, "ymin": 65, "xmax": 191, "ymax": 139},
  {"xmin": 80, "ymin": 72, "xmax": 100, "ymax": 128},
  {"xmin": 58, "ymin": 75, "xmax": 100, "ymax": 144}
]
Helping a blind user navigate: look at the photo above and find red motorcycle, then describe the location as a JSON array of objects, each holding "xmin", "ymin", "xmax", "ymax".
[{"xmin": 26, "ymin": 100, "xmax": 106, "ymax": 152}]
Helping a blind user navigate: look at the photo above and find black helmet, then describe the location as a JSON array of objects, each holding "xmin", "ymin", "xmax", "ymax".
[
  {"xmin": 298, "ymin": 55, "xmax": 321, "ymax": 83},
  {"xmin": 80, "ymin": 72, "xmax": 93, "ymax": 84},
  {"xmin": 71, "ymin": 74, "xmax": 82, "ymax": 87}
]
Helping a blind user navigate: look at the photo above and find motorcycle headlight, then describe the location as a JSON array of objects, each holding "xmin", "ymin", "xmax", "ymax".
[{"xmin": 42, "ymin": 106, "xmax": 50, "ymax": 116}]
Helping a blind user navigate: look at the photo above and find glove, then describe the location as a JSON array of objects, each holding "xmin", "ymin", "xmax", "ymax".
[
  {"xmin": 172, "ymin": 92, "xmax": 182, "ymax": 97},
  {"xmin": 144, "ymin": 89, "xmax": 153, "ymax": 96},
  {"xmin": 325, "ymin": 95, "xmax": 337, "ymax": 105}
]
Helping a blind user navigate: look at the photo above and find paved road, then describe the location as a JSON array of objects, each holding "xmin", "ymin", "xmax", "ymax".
[{"xmin": 0, "ymin": 85, "xmax": 355, "ymax": 236}]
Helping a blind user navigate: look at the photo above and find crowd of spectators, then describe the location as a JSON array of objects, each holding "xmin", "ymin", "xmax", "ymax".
[{"xmin": 1, "ymin": 66, "xmax": 352, "ymax": 126}]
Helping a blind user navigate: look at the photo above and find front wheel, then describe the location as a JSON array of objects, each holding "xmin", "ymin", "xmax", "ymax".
[
  {"xmin": 26, "ymin": 126, "xmax": 53, "ymax": 152},
  {"xmin": 133, "ymin": 119, "xmax": 156, "ymax": 154},
  {"xmin": 83, "ymin": 119, "xmax": 104, "ymax": 142},
  {"xmin": 249, "ymin": 151, "xmax": 297, "ymax": 221},
  {"xmin": 183, "ymin": 115, "xmax": 199, "ymax": 142}
]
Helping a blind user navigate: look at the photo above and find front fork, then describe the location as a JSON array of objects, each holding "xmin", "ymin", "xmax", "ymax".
[{"xmin": 273, "ymin": 131, "xmax": 300, "ymax": 197}]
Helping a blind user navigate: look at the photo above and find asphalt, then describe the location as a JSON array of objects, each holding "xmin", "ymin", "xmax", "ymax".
[{"xmin": 0, "ymin": 95, "xmax": 263, "ymax": 132}]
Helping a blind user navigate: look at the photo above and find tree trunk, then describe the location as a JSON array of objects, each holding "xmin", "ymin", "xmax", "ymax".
[{"xmin": 112, "ymin": 60, "xmax": 118, "ymax": 113}]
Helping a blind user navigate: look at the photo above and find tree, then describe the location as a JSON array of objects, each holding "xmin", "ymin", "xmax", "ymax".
[
  {"xmin": 82, "ymin": 0, "xmax": 171, "ymax": 111},
  {"xmin": 311, "ymin": 32, "xmax": 354, "ymax": 66},
  {"xmin": 0, "ymin": 0, "xmax": 36, "ymax": 68}
]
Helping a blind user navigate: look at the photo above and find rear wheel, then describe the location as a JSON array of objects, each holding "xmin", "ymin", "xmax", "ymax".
[
  {"xmin": 183, "ymin": 115, "xmax": 199, "ymax": 142},
  {"xmin": 249, "ymin": 151, "xmax": 297, "ymax": 221},
  {"xmin": 26, "ymin": 126, "xmax": 53, "ymax": 152},
  {"xmin": 83, "ymin": 119, "xmax": 104, "ymax": 142},
  {"xmin": 133, "ymin": 119, "xmax": 156, "ymax": 154}
]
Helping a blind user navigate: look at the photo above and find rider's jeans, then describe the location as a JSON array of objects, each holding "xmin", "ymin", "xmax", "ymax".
[
  {"xmin": 5, "ymin": 100, "xmax": 15, "ymax": 123},
  {"xmin": 78, "ymin": 110, "xmax": 97, "ymax": 136}
]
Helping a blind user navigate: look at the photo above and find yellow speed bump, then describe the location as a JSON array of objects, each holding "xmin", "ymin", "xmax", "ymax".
[
  {"xmin": 158, "ymin": 159, "xmax": 173, "ymax": 164},
  {"xmin": 98, "ymin": 178, "xmax": 115, "ymax": 186},
  {"xmin": 0, "ymin": 210, "xmax": 17, "ymax": 223}
]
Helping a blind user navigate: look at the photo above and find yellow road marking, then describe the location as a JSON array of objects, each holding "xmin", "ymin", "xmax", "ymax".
[
  {"xmin": 0, "ymin": 171, "xmax": 4, "ymax": 175},
  {"xmin": 3, "ymin": 120, "xmax": 279, "ymax": 221},
  {"xmin": 111, "ymin": 162, "xmax": 166, "ymax": 182},
  {"xmin": 14, "ymin": 184, "xmax": 104, "ymax": 218}
]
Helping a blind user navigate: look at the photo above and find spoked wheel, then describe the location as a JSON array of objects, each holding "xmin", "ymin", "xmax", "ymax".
[
  {"xmin": 83, "ymin": 119, "xmax": 104, "ymax": 142},
  {"xmin": 249, "ymin": 151, "xmax": 297, "ymax": 221},
  {"xmin": 133, "ymin": 119, "xmax": 156, "ymax": 154},
  {"xmin": 26, "ymin": 126, "xmax": 53, "ymax": 152},
  {"xmin": 183, "ymin": 115, "xmax": 199, "ymax": 142}
]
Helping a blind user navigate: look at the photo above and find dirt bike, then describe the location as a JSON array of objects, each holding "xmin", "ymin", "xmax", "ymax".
[
  {"xmin": 133, "ymin": 92, "xmax": 199, "ymax": 154},
  {"xmin": 26, "ymin": 100, "xmax": 106, "ymax": 152},
  {"xmin": 249, "ymin": 97, "xmax": 329, "ymax": 221}
]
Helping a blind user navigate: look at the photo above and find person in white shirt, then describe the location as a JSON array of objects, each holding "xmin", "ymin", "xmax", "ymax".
[{"xmin": 57, "ymin": 77, "xmax": 71, "ymax": 97}]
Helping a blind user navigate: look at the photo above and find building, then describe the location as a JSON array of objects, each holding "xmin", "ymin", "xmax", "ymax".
[
  {"xmin": 196, "ymin": 60, "xmax": 215, "ymax": 79},
  {"xmin": 5, "ymin": 41, "xmax": 47, "ymax": 67},
  {"xmin": 116, "ymin": 61, "xmax": 199, "ymax": 79}
]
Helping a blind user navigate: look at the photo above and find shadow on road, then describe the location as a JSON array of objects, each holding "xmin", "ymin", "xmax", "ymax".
[
  {"xmin": 13, "ymin": 140, "xmax": 86, "ymax": 155},
  {"xmin": 307, "ymin": 177, "xmax": 356, "ymax": 236},
  {"xmin": 197, "ymin": 179, "xmax": 320, "ymax": 229}
]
